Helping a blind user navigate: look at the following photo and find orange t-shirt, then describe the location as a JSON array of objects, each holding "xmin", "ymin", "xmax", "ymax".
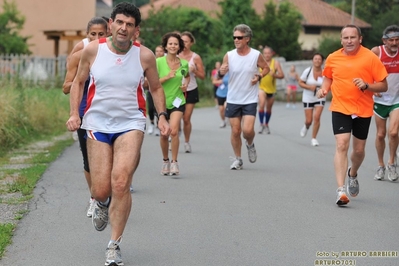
[{"xmin": 323, "ymin": 46, "xmax": 388, "ymax": 117}]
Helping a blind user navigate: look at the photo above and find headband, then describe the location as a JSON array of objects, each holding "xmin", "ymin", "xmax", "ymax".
[{"xmin": 382, "ymin": 32, "xmax": 399, "ymax": 39}]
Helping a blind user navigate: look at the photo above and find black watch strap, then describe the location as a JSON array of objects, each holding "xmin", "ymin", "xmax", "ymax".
[{"xmin": 158, "ymin": 111, "xmax": 168, "ymax": 120}]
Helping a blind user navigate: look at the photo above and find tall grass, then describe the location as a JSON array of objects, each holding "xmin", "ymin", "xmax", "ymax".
[{"xmin": 0, "ymin": 81, "xmax": 69, "ymax": 155}]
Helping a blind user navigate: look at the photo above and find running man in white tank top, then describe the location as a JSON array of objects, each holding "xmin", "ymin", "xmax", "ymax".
[
  {"xmin": 66, "ymin": 3, "xmax": 170, "ymax": 266},
  {"xmin": 218, "ymin": 24, "xmax": 270, "ymax": 170},
  {"xmin": 371, "ymin": 25, "xmax": 399, "ymax": 182}
]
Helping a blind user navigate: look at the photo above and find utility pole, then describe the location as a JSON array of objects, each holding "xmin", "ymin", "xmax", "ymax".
[{"xmin": 351, "ymin": 0, "xmax": 356, "ymax": 24}]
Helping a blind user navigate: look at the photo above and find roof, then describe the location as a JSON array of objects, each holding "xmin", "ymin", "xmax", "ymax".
[{"xmin": 139, "ymin": 0, "xmax": 371, "ymax": 28}]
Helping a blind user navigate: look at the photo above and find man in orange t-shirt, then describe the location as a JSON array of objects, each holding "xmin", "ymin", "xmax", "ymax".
[{"xmin": 318, "ymin": 24, "xmax": 388, "ymax": 206}]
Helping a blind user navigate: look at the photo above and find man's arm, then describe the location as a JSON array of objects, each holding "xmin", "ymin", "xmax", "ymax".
[
  {"xmin": 317, "ymin": 76, "xmax": 332, "ymax": 98},
  {"xmin": 140, "ymin": 46, "xmax": 170, "ymax": 136},
  {"xmin": 218, "ymin": 54, "xmax": 229, "ymax": 76},
  {"xmin": 66, "ymin": 43, "xmax": 94, "ymax": 132},
  {"xmin": 371, "ymin": 46, "xmax": 380, "ymax": 57},
  {"xmin": 273, "ymin": 60, "xmax": 285, "ymax": 79},
  {"xmin": 62, "ymin": 50, "xmax": 81, "ymax": 94},
  {"xmin": 257, "ymin": 53, "xmax": 270, "ymax": 78}
]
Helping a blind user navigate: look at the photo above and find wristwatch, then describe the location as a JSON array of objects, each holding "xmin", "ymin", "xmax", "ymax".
[{"xmin": 158, "ymin": 111, "xmax": 168, "ymax": 120}]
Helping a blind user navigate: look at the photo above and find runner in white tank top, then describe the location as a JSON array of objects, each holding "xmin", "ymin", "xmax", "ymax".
[
  {"xmin": 66, "ymin": 3, "xmax": 170, "ymax": 265},
  {"xmin": 218, "ymin": 24, "xmax": 270, "ymax": 170}
]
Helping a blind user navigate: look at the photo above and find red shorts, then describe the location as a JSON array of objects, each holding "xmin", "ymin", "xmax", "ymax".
[{"xmin": 287, "ymin": 85, "xmax": 297, "ymax": 91}]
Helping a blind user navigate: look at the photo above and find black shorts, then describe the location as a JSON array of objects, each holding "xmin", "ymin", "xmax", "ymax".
[
  {"xmin": 77, "ymin": 120, "xmax": 90, "ymax": 173},
  {"xmin": 185, "ymin": 88, "xmax": 199, "ymax": 104},
  {"xmin": 303, "ymin": 101, "xmax": 325, "ymax": 109},
  {"xmin": 266, "ymin": 93, "xmax": 275, "ymax": 99},
  {"xmin": 166, "ymin": 104, "xmax": 185, "ymax": 119},
  {"xmin": 225, "ymin": 102, "xmax": 257, "ymax": 118},
  {"xmin": 217, "ymin": 96, "xmax": 226, "ymax": 106},
  {"xmin": 332, "ymin": 111, "xmax": 371, "ymax": 140}
]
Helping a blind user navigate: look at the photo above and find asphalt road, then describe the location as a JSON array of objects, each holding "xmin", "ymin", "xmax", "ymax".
[{"xmin": 1, "ymin": 102, "xmax": 399, "ymax": 266}]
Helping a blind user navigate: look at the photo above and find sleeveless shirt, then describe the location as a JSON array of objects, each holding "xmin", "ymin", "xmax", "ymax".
[
  {"xmin": 226, "ymin": 48, "xmax": 260, "ymax": 104},
  {"xmin": 187, "ymin": 52, "xmax": 198, "ymax": 92},
  {"xmin": 82, "ymin": 38, "xmax": 146, "ymax": 133},
  {"xmin": 259, "ymin": 59, "xmax": 276, "ymax": 94},
  {"xmin": 373, "ymin": 45, "xmax": 399, "ymax": 105}
]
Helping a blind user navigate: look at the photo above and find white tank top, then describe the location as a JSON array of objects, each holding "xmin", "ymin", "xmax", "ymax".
[
  {"xmin": 82, "ymin": 38, "xmax": 146, "ymax": 133},
  {"xmin": 82, "ymin": 38, "xmax": 90, "ymax": 48},
  {"xmin": 226, "ymin": 48, "xmax": 260, "ymax": 104},
  {"xmin": 187, "ymin": 52, "xmax": 198, "ymax": 91}
]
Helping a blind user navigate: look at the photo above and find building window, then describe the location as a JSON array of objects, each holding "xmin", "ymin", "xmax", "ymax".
[{"xmin": 304, "ymin": 27, "xmax": 321, "ymax": 35}]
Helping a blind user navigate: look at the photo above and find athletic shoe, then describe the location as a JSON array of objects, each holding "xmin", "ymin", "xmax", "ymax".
[
  {"xmin": 346, "ymin": 167, "xmax": 359, "ymax": 197},
  {"xmin": 105, "ymin": 242, "xmax": 124, "ymax": 266},
  {"xmin": 86, "ymin": 197, "xmax": 96, "ymax": 218},
  {"xmin": 286, "ymin": 103, "xmax": 290, "ymax": 109},
  {"xmin": 161, "ymin": 160, "xmax": 170, "ymax": 175},
  {"xmin": 291, "ymin": 104, "xmax": 296, "ymax": 109},
  {"xmin": 246, "ymin": 141, "xmax": 257, "ymax": 163},
  {"xmin": 336, "ymin": 186, "xmax": 349, "ymax": 206},
  {"xmin": 300, "ymin": 125, "xmax": 307, "ymax": 137},
  {"xmin": 311, "ymin": 138, "xmax": 319, "ymax": 146},
  {"xmin": 154, "ymin": 127, "xmax": 160, "ymax": 136},
  {"xmin": 258, "ymin": 125, "xmax": 264, "ymax": 134},
  {"xmin": 184, "ymin": 142, "xmax": 192, "ymax": 153},
  {"xmin": 374, "ymin": 166, "xmax": 385, "ymax": 181},
  {"xmin": 220, "ymin": 121, "xmax": 226, "ymax": 128},
  {"xmin": 230, "ymin": 158, "xmax": 243, "ymax": 170},
  {"xmin": 129, "ymin": 184, "xmax": 134, "ymax": 193},
  {"xmin": 170, "ymin": 161, "xmax": 180, "ymax": 175},
  {"xmin": 387, "ymin": 164, "xmax": 399, "ymax": 182},
  {"xmin": 147, "ymin": 124, "xmax": 154, "ymax": 135},
  {"xmin": 264, "ymin": 125, "xmax": 270, "ymax": 134},
  {"xmin": 92, "ymin": 202, "xmax": 109, "ymax": 231}
]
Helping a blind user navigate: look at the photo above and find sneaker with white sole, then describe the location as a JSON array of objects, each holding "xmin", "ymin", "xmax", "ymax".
[
  {"xmin": 184, "ymin": 142, "xmax": 192, "ymax": 153},
  {"xmin": 336, "ymin": 186, "xmax": 349, "ymax": 206},
  {"xmin": 105, "ymin": 241, "xmax": 124, "ymax": 266},
  {"xmin": 311, "ymin": 138, "xmax": 319, "ymax": 146},
  {"xmin": 170, "ymin": 161, "xmax": 180, "ymax": 175},
  {"xmin": 220, "ymin": 121, "xmax": 226, "ymax": 128},
  {"xmin": 300, "ymin": 125, "xmax": 308, "ymax": 137},
  {"xmin": 346, "ymin": 167, "xmax": 359, "ymax": 197},
  {"xmin": 86, "ymin": 197, "xmax": 96, "ymax": 218},
  {"xmin": 230, "ymin": 158, "xmax": 243, "ymax": 170},
  {"xmin": 154, "ymin": 127, "xmax": 160, "ymax": 136},
  {"xmin": 92, "ymin": 201, "xmax": 109, "ymax": 231},
  {"xmin": 147, "ymin": 124, "xmax": 154, "ymax": 135},
  {"xmin": 246, "ymin": 141, "xmax": 257, "ymax": 163},
  {"xmin": 387, "ymin": 164, "xmax": 399, "ymax": 182},
  {"xmin": 161, "ymin": 160, "xmax": 170, "ymax": 175},
  {"xmin": 374, "ymin": 166, "xmax": 385, "ymax": 181},
  {"xmin": 258, "ymin": 125, "xmax": 264, "ymax": 134},
  {"xmin": 264, "ymin": 125, "xmax": 270, "ymax": 134}
]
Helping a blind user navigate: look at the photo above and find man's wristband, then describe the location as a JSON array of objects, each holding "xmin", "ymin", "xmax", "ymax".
[
  {"xmin": 158, "ymin": 111, "xmax": 168, "ymax": 120},
  {"xmin": 364, "ymin": 83, "xmax": 369, "ymax": 90},
  {"xmin": 256, "ymin": 74, "xmax": 262, "ymax": 81}
]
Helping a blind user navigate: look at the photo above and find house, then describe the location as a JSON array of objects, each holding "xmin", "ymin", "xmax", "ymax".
[
  {"xmin": 1, "ymin": 0, "xmax": 113, "ymax": 57},
  {"xmin": 139, "ymin": 0, "xmax": 371, "ymax": 52}
]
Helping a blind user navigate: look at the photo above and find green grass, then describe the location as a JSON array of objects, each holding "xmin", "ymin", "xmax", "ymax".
[{"xmin": 0, "ymin": 223, "xmax": 15, "ymax": 257}]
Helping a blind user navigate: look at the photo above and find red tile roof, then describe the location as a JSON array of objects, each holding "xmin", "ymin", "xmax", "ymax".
[{"xmin": 140, "ymin": 0, "xmax": 371, "ymax": 28}]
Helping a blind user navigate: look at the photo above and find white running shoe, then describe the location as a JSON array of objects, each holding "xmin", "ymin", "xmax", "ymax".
[
  {"xmin": 286, "ymin": 103, "xmax": 290, "ymax": 109},
  {"xmin": 374, "ymin": 166, "xmax": 385, "ymax": 181},
  {"xmin": 311, "ymin": 138, "xmax": 319, "ymax": 146},
  {"xmin": 86, "ymin": 198, "xmax": 96, "ymax": 218},
  {"xmin": 170, "ymin": 161, "xmax": 180, "ymax": 175},
  {"xmin": 300, "ymin": 125, "xmax": 308, "ymax": 137},
  {"xmin": 161, "ymin": 160, "xmax": 170, "ymax": 175},
  {"xmin": 147, "ymin": 124, "xmax": 154, "ymax": 135},
  {"xmin": 387, "ymin": 164, "xmax": 399, "ymax": 182},
  {"xmin": 184, "ymin": 142, "xmax": 192, "ymax": 153},
  {"xmin": 154, "ymin": 127, "xmax": 160, "ymax": 136},
  {"xmin": 336, "ymin": 186, "xmax": 349, "ymax": 206},
  {"xmin": 230, "ymin": 158, "xmax": 243, "ymax": 170},
  {"xmin": 220, "ymin": 121, "xmax": 226, "ymax": 128},
  {"xmin": 246, "ymin": 141, "xmax": 257, "ymax": 163}
]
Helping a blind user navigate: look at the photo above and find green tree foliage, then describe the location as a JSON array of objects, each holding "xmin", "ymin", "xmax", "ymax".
[
  {"xmin": 140, "ymin": 6, "xmax": 224, "ymax": 71},
  {"xmin": 318, "ymin": 36, "xmax": 342, "ymax": 57},
  {"xmin": 254, "ymin": 1, "xmax": 302, "ymax": 60},
  {"xmin": 218, "ymin": 0, "xmax": 259, "ymax": 48},
  {"xmin": 0, "ymin": 0, "xmax": 30, "ymax": 54}
]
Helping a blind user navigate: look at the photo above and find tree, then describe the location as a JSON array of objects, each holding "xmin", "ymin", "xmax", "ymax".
[
  {"xmin": 253, "ymin": 1, "xmax": 302, "ymax": 60},
  {"xmin": 0, "ymin": 0, "xmax": 30, "ymax": 54},
  {"xmin": 113, "ymin": 0, "xmax": 150, "ymax": 7},
  {"xmin": 218, "ymin": 0, "xmax": 259, "ymax": 49},
  {"xmin": 140, "ymin": 6, "xmax": 224, "ymax": 71}
]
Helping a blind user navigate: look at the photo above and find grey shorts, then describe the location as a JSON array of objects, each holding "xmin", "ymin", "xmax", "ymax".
[{"xmin": 225, "ymin": 102, "xmax": 257, "ymax": 118}]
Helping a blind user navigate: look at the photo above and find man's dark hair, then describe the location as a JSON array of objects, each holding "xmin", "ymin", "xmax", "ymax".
[
  {"xmin": 110, "ymin": 2, "xmax": 141, "ymax": 26},
  {"xmin": 161, "ymin": 32, "xmax": 185, "ymax": 54}
]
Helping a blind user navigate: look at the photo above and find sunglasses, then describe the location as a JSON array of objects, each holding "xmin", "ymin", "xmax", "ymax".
[{"xmin": 233, "ymin": 36, "xmax": 246, "ymax": 40}]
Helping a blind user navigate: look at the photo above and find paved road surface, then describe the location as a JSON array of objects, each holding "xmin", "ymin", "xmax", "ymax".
[{"xmin": 1, "ymin": 102, "xmax": 399, "ymax": 266}]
